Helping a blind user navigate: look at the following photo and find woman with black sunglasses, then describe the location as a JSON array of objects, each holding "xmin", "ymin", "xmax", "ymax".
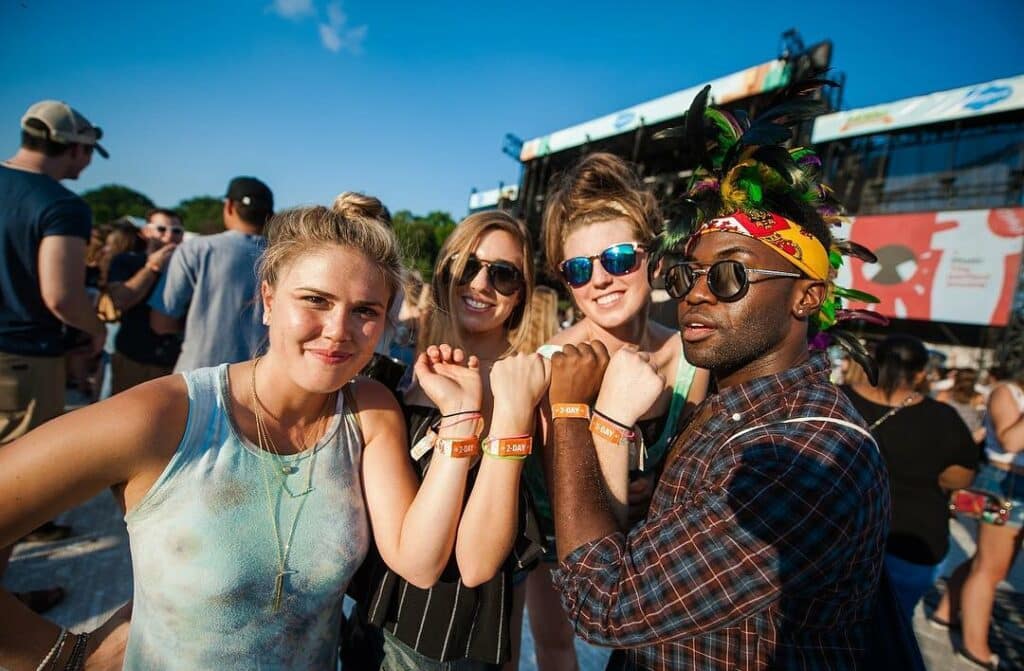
[
  {"xmin": 343, "ymin": 211, "xmax": 550, "ymax": 671},
  {"xmin": 521, "ymin": 152, "xmax": 709, "ymax": 671}
]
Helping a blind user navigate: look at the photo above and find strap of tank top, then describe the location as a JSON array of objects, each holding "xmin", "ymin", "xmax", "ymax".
[
  {"xmin": 650, "ymin": 356, "xmax": 697, "ymax": 452},
  {"xmin": 341, "ymin": 381, "xmax": 364, "ymax": 447}
]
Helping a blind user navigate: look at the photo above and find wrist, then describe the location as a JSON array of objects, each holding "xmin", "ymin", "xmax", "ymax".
[
  {"xmin": 146, "ymin": 263, "xmax": 162, "ymax": 274},
  {"xmin": 594, "ymin": 396, "xmax": 639, "ymax": 428}
]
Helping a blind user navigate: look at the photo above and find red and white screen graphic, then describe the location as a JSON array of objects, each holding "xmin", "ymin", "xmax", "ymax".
[{"xmin": 836, "ymin": 208, "xmax": 1024, "ymax": 326}]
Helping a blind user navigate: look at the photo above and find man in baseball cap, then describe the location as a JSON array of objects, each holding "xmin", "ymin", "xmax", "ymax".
[
  {"xmin": 0, "ymin": 100, "xmax": 111, "ymax": 612},
  {"xmin": 20, "ymin": 100, "xmax": 108, "ymax": 160},
  {"xmin": 149, "ymin": 176, "xmax": 274, "ymax": 372}
]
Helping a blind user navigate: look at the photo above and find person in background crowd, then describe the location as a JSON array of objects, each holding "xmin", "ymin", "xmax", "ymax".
[
  {"xmin": 937, "ymin": 368, "xmax": 988, "ymax": 444},
  {"xmin": 545, "ymin": 84, "xmax": 891, "ymax": 669},
  {"xmin": 345, "ymin": 210, "xmax": 546, "ymax": 671},
  {"xmin": 842, "ymin": 335, "xmax": 976, "ymax": 621},
  {"xmin": 106, "ymin": 210, "xmax": 182, "ymax": 393},
  {"xmin": 0, "ymin": 100, "xmax": 109, "ymax": 613},
  {"xmin": 933, "ymin": 369, "xmax": 1024, "ymax": 671},
  {"xmin": 0, "ymin": 195, "xmax": 501, "ymax": 670},
  {"xmin": 524, "ymin": 152, "xmax": 708, "ymax": 671},
  {"xmin": 149, "ymin": 176, "xmax": 273, "ymax": 372}
]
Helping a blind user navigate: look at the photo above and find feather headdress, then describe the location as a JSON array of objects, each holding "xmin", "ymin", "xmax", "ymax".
[{"xmin": 649, "ymin": 76, "xmax": 886, "ymax": 383}]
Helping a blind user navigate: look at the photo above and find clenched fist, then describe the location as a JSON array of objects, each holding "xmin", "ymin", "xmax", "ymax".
[
  {"xmin": 548, "ymin": 341, "xmax": 610, "ymax": 407},
  {"xmin": 594, "ymin": 346, "xmax": 665, "ymax": 428}
]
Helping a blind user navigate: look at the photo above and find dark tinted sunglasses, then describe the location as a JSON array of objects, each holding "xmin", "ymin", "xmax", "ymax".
[
  {"xmin": 446, "ymin": 254, "xmax": 524, "ymax": 296},
  {"xmin": 559, "ymin": 242, "xmax": 644, "ymax": 288},
  {"xmin": 154, "ymin": 225, "xmax": 184, "ymax": 236},
  {"xmin": 662, "ymin": 260, "xmax": 802, "ymax": 301}
]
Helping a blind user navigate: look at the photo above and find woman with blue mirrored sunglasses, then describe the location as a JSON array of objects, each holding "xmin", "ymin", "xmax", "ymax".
[
  {"xmin": 521, "ymin": 153, "xmax": 710, "ymax": 670},
  {"xmin": 558, "ymin": 242, "xmax": 645, "ymax": 288}
]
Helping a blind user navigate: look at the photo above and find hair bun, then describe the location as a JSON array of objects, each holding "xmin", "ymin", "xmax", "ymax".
[{"xmin": 332, "ymin": 192, "xmax": 392, "ymax": 226}]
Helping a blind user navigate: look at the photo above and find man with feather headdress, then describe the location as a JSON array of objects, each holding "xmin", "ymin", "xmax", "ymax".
[{"xmin": 545, "ymin": 81, "xmax": 896, "ymax": 669}]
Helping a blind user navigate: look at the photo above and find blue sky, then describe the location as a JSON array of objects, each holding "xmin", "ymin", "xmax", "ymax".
[{"xmin": 1, "ymin": 0, "xmax": 1022, "ymax": 218}]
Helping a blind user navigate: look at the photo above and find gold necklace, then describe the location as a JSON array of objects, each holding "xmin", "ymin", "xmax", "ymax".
[
  {"xmin": 249, "ymin": 357, "xmax": 332, "ymax": 611},
  {"xmin": 251, "ymin": 358, "xmax": 332, "ymax": 492}
]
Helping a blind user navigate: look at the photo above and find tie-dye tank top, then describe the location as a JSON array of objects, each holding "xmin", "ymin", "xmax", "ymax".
[{"xmin": 123, "ymin": 364, "xmax": 369, "ymax": 670}]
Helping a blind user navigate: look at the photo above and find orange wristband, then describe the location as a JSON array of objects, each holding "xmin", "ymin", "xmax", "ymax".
[
  {"xmin": 551, "ymin": 403, "xmax": 590, "ymax": 420},
  {"xmin": 589, "ymin": 413, "xmax": 635, "ymax": 448},
  {"xmin": 482, "ymin": 435, "xmax": 532, "ymax": 460},
  {"xmin": 435, "ymin": 435, "xmax": 481, "ymax": 458}
]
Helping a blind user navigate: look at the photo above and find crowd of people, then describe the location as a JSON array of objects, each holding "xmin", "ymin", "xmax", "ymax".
[{"xmin": 1, "ymin": 92, "xmax": 1022, "ymax": 671}]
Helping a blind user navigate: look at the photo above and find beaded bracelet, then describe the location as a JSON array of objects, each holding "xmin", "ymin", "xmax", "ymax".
[{"xmin": 36, "ymin": 628, "xmax": 68, "ymax": 671}]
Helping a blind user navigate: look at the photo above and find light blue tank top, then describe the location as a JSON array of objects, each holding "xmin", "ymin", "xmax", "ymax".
[{"xmin": 123, "ymin": 365, "xmax": 369, "ymax": 670}]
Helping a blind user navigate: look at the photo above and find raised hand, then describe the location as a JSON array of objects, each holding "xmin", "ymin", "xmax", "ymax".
[
  {"xmin": 595, "ymin": 346, "xmax": 665, "ymax": 427},
  {"xmin": 414, "ymin": 344, "xmax": 483, "ymax": 416},
  {"xmin": 490, "ymin": 353, "xmax": 551, "ymax": 432},
  {"xmin": 548, "ymin": 341, "xmax": 610, "ymax": 407}
]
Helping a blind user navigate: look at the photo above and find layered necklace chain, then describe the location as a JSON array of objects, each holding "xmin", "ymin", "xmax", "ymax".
[{"xmin": 249, "ymin": 357, "xmax": 335, "ymax": 612}]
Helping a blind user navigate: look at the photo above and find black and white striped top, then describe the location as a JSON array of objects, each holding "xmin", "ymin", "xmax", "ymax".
[{"xmin": 346, "ymin": 404, "xmax": 544, "ymax": 664}]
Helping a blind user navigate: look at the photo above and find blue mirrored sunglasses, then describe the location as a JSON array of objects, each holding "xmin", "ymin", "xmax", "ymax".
[{"xmin": 559, "ymin": 242, "xmax": 644, "ymax": 288}]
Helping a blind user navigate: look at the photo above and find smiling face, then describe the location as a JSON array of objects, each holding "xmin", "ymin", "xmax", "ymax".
[
  {"xmin": 261, "ymin": 244, "xmax": 391, "ymax": 393},
  {"xmin": 452, "ymin": 228, "xmax": 525, "ymax": 338},
  {"xmin": 677, "ymin": 232, "xmax": 817, "ymax": 386},
  {"xmin": 561, "ymin": 218, "xmax": 650, "ymax": 330}
]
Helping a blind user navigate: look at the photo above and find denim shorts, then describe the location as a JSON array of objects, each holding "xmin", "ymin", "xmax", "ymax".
[{"xmin": 971, "ymin": 463, "xmax": 1024, "ymax": 528}]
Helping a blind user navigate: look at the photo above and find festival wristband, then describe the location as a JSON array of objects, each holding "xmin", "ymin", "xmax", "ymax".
[
  {"xmin": 592, "ymin": 408, "xmax": 632, "ymax": 432},
  {"xmin": 435, "ymin": 435, "xmax": 481, "ymax": 458},
  {"xmin": 589, "ymin": 413, "xmax": 635, "ymax": 449},
  {"xmin": 482, "ymin": 434, "xmax": 532, "ymax": 460},
  {"xmin": 551, "ymin": 403, "xmax": 590, "ymax": 420}
]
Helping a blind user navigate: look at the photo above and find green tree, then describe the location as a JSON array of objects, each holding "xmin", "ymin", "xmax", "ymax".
[
  {"xmin": 391, "ymin": 209, "xmax": 457, "ymax": 279},
  {"xmin": 81, "ymin": 184, "xmax": 154, "ymax": 225},
  {"xmin": 177, "ymin": 196, "xmax": 224, "ymax": 235}
]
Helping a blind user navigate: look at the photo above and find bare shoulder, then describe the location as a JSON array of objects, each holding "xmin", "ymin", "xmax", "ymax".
[
  {"xmin": 99, "ymin": 374, "xmax": 190, "ymax": 460},
  {"xmin": 548, "ymin": 321, "xmax": 588, "ymax": 347},
  {"xmin": 347, "ymin": 376, "xmax": 405, "ymax": 444}
]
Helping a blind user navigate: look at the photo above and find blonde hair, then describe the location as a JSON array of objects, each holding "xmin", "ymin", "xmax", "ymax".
[
  {"xmin": 542, "ymin": 152, "xmax": 661, "ymax": 277},
  {"xmin": 520, "ymin": 285, "xmax": 560, "ymax": 353},
  {"xmin": 420, "ymin": 211, "xmax": 535, "ymax": 356},
  {"xmin": 258, "ymin": 192, "xmax": 403, "ymax": 308}
]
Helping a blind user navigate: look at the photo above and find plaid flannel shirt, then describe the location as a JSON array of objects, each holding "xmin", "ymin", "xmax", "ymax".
[{"xmin": 552, "ymin": 352, "xmax": 891, "ymax": 671}]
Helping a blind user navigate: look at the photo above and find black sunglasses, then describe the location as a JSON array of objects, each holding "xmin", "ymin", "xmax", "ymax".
[
  {"xmin": 559, "ymin": 242, "xmax": 644, "ymax": 288},
  {"xmin": 445, "ymin": 254, "xmax": 524, "ymax": 297},
  {"xmin": 662, "ymin": 260, "xmax": 803, "ymax": 301},
  {"xmin": 154, "ymin": 224, "xmax": 184, "ymax": 236}
]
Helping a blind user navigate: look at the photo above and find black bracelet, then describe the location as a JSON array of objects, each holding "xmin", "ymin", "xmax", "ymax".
[
  {"xmin": 440, "ymin": 409, "xmax": 482, "ymax": 419},
  {"xmin": 593, "ymin": 407, "xmax": 632, "ymax": 431}
]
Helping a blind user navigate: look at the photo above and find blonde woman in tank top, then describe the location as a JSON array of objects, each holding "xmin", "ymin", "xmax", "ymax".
[
  {"xmin": 522, "ymin": 153, "xmax": 709, "ymax": 670},
  {"xmin": 0, "ymin": 194, "xmax": 540, "ymax": 671}
]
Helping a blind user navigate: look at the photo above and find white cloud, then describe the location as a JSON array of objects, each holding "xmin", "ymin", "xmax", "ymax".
[
  {"xmin": 270, "ymin": 0, "xmax": 314, "ymax": 19},
  {"xmin": 317, "ymin": 2, "xmax": 366, "ymax": 54}
]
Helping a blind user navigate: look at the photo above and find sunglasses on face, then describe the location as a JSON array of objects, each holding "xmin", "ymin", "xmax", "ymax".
[
  {"xmin": 559, "ymin": 242, "xmax": 644, "ymax": 288},
  {"xmin": 446, "ymin": 254, "xmax": 524, "ymax": 297},
  {"xmin": 154, "ymin": 225, "xmax": 184, "ymax": 236},
  {"xmin": 662, "ymin": 259, "xmax": 803, "ymax": 301}
]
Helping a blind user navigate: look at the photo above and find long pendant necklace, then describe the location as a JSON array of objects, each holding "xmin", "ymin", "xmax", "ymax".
[{"xmin": 249, "ymin": 357, "xmax": 334, "ymax": 611}]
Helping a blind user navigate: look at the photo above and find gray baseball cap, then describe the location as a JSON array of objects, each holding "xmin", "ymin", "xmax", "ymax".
[{"xmin": 20, "ymin": 100, "xmax": 108, "ymax": 158}]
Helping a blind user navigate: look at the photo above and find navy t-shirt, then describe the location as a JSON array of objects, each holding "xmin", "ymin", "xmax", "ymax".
[
  {"xmin": 108, "ymin": 251, "xmax": 182, "ymax": 367},
  {"xmin": 0, "ymin": 165, "xmax": 92, "ymax": 356}
]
